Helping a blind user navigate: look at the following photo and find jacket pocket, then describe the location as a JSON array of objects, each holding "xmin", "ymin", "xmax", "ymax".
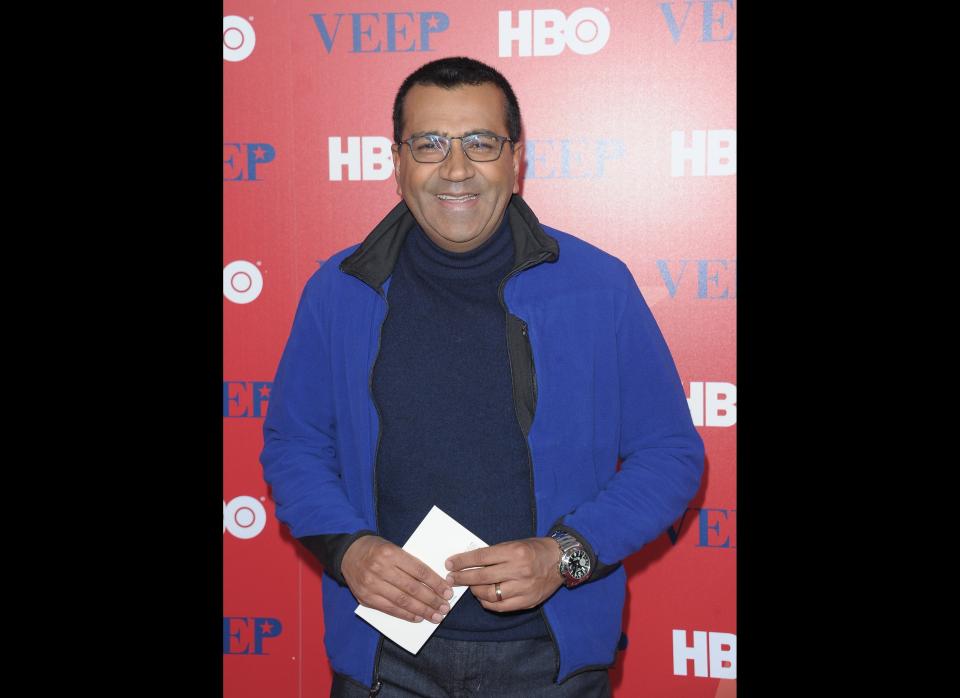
[{"xmin": 506, "ymin": 313, "xmax": 537, "ymax": 437}]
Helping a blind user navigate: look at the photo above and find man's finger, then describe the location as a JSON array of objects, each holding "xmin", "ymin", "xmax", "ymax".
[
  {"xmin": 395, "ymin": 549, "xmax": 455, "ymax": 602},
  {"xmin": 383, "ymin": 568, "xmax": 452, "ymax": 618},
  {"xmin": 448, "ymin": 564, "xmax": 507, "ymax": 587},
  {"xmin": 445, "ymin": 544, "xmax": 512, "ymax": 573},
  {"xmin": 479, "ymin": 595, "xmax": 529, "ymax": 612},
  {"xmin": 471, "ymin": 585, "xmax": 530, "ymax": 613},
  {"xmin": 362, "ymin": 593, "xmax": 444, "ymax": 624},
  {"xmin": 365, "ymin": 573, "xmax": 450, "ymax": 623},
  {"xmin": 468, "ymin": 581, "xmax": 514, "ymax": 604}
]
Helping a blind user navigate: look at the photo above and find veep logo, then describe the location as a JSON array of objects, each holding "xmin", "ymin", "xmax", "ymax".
[
  {"xmin": 665, "ymin": 507, "xmax": 735, "ymax": 548},
  {"xmin": 671, "ymin": 130, "xmax": 736, "ymax": 177},
  {"xmin": 499, "ymin": 8, "xmax": 610, "ymax": 57},
  {"xmin": 223, "ymin": 261, "xmax": 264, "ymax": 305},
  {"xmin": 223, "ymin": 496, "xmax": 268, "ymax": 539},
  {"xmin": 223, "ymin": 616, "xmax": 282, "ymax": 654},
  {"xmin": 310, "ymin": 12, "xmax": 449, "ymax": 53},
  {"xmin": 672, "ymin": 629, "xmax": 736, "ymax": 679},
  {"xmin": 660, "ymin": 1, "xmax": 736, "ymax": 44},
  {"xmin": 224, "ymin": 143, "xmax": 276, "ymax": 181},
  {"xmin": 525, "ymin": 138, "xmax": 624, "ymax": 179},
  {"xmin": 223, "ymin": 381, "xmax": 271, "ymax": 418},
  {"xmin": 223, "ymin": 16, "xmax": 256, "ymax": 62},
  {"xmin": 687, "ymin": 382, "xmax": 736, "ymax": 427},
  {"xmin": 329, "ymin": 137, "xmax": 393, "ymax": 181},
  {"xmin": 657, "ymin": 260, "xmax": 737, "ymax": 300},
  {"xmin": 698, "ymin": 508, "xmax": 736, "ymax": 548}
]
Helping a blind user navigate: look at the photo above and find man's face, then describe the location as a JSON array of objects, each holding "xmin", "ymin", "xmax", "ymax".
[{"xmin": 392, "ymin": 83, "xmax": 523, "ymax": 253}]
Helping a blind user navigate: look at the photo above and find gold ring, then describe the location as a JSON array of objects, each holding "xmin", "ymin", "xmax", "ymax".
[{"xmin": 495, "ymin": 583, "xmax": 502, "ymax": 601}]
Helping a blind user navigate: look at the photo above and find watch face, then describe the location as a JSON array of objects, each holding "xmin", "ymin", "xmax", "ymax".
[{"xmin": 567, "ymin": 549, "xmax": 590, "ymax": 580}]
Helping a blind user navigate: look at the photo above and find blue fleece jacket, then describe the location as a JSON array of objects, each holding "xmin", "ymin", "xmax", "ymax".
[{"xmin": 260, "ymin": 195, "xmax": 704, "ymax": 689}]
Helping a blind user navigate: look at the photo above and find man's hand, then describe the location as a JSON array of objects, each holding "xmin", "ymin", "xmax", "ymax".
[
  {"xmin": 444, "ymin": 537, "xmax": 564, "ymax": 612},
  {"xmin": 341, "ymin": 535, "xmax": 454, "ymax": 624}
]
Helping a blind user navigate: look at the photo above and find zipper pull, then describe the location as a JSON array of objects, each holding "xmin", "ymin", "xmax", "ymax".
[
  {"xmin": 369, "ymin": 679, "xmax": 382, "ymax": 696},
  {"xmin": 520, "ymin": 321, "xmax": 528, "ymax": 337}
]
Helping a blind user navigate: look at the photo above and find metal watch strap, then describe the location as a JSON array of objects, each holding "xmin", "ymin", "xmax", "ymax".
[{"xmin": 550, "ymin": 530, "xmax": 589, "ymax": 586}]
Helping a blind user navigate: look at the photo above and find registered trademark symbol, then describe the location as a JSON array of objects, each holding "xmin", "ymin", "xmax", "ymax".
[
  {"xmin": 249, "ymin": 16, "xmax": 254, "ymax": 21},
  {"xmin": 256, "ymin": 260, "xmax": 262, "ymax": 266},
  {"xmin": 260, "ymin": 496, "xmax": 266, "ymax": 501}
]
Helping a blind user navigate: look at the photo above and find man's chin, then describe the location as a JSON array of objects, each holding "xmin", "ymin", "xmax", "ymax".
[{"xmin": 424, "ymin": 226, "xmax": 491, "ymax": 251}]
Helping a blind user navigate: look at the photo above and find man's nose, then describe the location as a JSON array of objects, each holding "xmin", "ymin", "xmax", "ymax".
[{"xmin": 439, "ymin": 141, "xmax": 475, "ymax": 181}]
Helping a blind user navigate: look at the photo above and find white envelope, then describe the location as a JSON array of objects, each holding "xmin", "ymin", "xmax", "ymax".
[{"xmin": 354, "ymin": 506, "xmax": 487, "ymax": 654}]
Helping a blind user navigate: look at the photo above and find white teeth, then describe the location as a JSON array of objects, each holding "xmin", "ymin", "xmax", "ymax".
[{"xmin": 437, "ymin": 194, "xmax": 478, "ymax": 201}]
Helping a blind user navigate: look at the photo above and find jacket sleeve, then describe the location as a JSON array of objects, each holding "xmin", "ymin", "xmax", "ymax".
[
  {"xmin": 558, "ymin": 262, "xmax": 705, "ymax": 568},
  {"xmin": 259, "ymin": 268, "xmax": 375, "ymax": 586}
]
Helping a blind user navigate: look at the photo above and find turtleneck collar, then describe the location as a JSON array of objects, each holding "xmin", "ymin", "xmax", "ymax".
[{"xmin": 407, "ymin": 215, "xmax": 514, "ymax": 280}]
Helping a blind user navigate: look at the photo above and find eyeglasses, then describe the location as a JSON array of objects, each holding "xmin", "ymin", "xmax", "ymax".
[{"xmin": 398, "ymin": 133, "xmax": 514, "ymax": 163}]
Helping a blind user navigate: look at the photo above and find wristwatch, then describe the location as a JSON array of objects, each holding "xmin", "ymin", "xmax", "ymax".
[{"xmin": 549, "ymin": 530, "xmax": 592, "ymax": 587}]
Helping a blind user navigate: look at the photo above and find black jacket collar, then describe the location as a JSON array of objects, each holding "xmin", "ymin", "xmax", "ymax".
[{"xmin": 338, "ymin": 194, "xmax": 559, "ymax": 293}]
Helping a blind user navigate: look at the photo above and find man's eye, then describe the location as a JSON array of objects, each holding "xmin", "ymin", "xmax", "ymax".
[{"xmin": 466, "ymin": 138, "xmax": 495, "ymax": 152}]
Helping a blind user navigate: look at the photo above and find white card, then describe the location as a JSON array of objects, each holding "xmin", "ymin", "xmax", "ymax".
[{"xmin": 354, "ymin": 506, "xmax": 487, "ymax": 654}]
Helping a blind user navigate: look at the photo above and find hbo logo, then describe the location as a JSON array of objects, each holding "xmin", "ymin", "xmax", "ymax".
[
  {"xmin": 223, "ymin": 16, "xmax": 256, "ymax": 62},
  {"xmin": 499, "ymin": 8, "xmax": 610, "ymax": 57},
  {"xmin": 224, "ymin": 496, "xmax": 267, "ymax": 539},
  {"xmin": 223, "ymin": 260, "xmax": 263, "ymax": 305}
]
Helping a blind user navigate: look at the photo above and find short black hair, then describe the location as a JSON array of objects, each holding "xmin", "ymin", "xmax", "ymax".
[{"xmin": 392, "ymin": 56, "xmax": 521, "ymax": 145}]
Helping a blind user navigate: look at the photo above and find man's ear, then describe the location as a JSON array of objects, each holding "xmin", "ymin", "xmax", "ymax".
[
  {"xmin": 391, "ymin": 144, "xmax": 402, "ymax": 196},
  {"xmin": 511, "ymin": 142, "xmax": 524, "ymax": 194}
]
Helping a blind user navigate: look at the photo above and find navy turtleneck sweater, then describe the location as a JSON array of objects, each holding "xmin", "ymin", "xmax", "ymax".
[{"xmin": 371, "ymin": 215, "xmax": 549, "ymax": 641}]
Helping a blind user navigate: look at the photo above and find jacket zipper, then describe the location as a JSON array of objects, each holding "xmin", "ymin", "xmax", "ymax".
[
  {"xmin": 367, "ymin": 286, "xmax": 389, "ymax": 696},
  {"xmin": 497, "ymin": 254, "xmax": 561, "ymax": 683},
  {"xmin": 519, "ymin": 321, "xmax": 537, "ymax": 410}
]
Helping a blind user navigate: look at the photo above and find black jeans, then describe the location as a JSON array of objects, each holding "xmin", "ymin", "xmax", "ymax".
[{"xmin": 331, "ymin": 635, "xmax": 611, "ymax": 697}]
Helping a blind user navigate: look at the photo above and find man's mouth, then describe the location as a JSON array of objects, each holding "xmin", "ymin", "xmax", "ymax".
[{"xmin": 436, "ymin": 193, "xmax": 479, "ymax": 201}]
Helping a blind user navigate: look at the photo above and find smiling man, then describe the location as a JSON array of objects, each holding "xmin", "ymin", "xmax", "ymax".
[
  {"xmin": 261, "ymin": 57, "xmax": 704, "ymax": 697},
  {"xmin": 392, "ymin": 81, "xmax": 521, "ymax": 253}
]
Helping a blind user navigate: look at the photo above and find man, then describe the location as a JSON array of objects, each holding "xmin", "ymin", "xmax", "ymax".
[{"xmin": 260, "ymin": 56, "xmax": 704, "ymax": 697}]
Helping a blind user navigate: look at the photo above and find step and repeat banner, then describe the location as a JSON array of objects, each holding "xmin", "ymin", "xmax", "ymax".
[{"xmin": 224, "ymin": 1, "xmax": 735, "ymax": 696}]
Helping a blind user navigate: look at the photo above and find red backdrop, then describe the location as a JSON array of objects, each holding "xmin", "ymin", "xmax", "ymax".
[{"xmin": 224, "ymin": 2, "xmax": 735, "ymax": 695}]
